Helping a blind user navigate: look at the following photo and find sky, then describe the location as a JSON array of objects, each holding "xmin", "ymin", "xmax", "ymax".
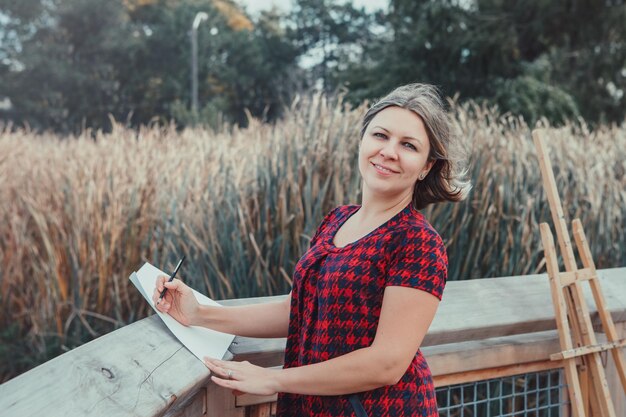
[{"xmin": 238, "ymin": 0, "xmax": 388, "ymax": 15}]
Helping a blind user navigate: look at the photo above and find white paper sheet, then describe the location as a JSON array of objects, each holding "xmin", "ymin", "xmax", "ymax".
[{"xmin": 129, "ymin": 262, "xmax": 235, "ymax": 362}]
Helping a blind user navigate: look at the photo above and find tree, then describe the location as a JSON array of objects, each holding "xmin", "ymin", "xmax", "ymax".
[
  {"xmin": 0, "ymin": 0, "xmax": 140, "ymax": 133},
  {"xmin": 0, "ymin": 0, "xmax": 300, "ymax": 132},
  {"xmin": 286, "ymin": 0, "xmax": 375, "ymax": 92},
  {"xmin": 338, "ymin": 0, "xmax": 626, "ymax": 125}
]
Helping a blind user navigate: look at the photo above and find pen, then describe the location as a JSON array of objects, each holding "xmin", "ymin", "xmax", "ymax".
[{"xmin": 157, "ymin": 255, "xmax": 186, "ymax": 304}]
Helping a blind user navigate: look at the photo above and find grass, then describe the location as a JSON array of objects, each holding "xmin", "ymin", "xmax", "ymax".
[{"xmin": 0, "ymin": 94, "xmax": 624, "ymax": 382}]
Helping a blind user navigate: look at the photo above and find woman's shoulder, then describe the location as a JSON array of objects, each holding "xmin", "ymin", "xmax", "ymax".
[{"xmin": 392, "ymin": 208, "xmax": 446, "ymax": 252}]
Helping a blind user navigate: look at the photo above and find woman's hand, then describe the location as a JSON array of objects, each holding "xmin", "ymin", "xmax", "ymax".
[
  {"xmin": 152, "ymin": 275, "xmax": 200, "ymax": 326},
  {"xmin": 204, "ymin": 357, "xmax": 281, "ymax": 397}
]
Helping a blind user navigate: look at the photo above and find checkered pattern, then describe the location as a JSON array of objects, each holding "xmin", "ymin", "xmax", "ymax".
[{"xmin": 276, "ymin": 203, "xmax": 447, "ymax": 417}]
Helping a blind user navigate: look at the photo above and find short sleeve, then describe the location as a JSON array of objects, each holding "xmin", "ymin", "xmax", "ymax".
[{"xmin": 385, "ymin": 227, "xmax": 448, "ymax": 301}]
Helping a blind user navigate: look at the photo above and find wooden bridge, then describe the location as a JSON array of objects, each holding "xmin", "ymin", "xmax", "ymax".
[{"xmin": 1, "ymin": 268, "xmax": 625, "ymax": 416}]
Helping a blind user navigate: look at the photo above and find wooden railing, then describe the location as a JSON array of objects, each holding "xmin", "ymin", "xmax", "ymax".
[{"xmin": 1, "ymin": 268, "xmax": 625, "ymax": 416}]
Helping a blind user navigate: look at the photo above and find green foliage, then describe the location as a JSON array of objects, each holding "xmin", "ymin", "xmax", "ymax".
[
  {"xmin": 333, "ymin": 0, "xmax": 626, "ymax": 125},
  {"xmin": 1, "ymin": 0, "xmax": 625, "ymax": 128},
  {"xmin": 1, "ymin": 0, "xmax": 139, "ymax": 132},
  {"xmin": 0, "ymin": 0, "xmax": 299, "ymax": 132},
  {"xmin": 170, "ymin": 97, "xmax": 227, "ymax": 129},
  {"xmin": 492, "ymin": 76, "xmax": 580, "ymax": 125},
  {"xmin": 286, "ymin": 0, "xmax": 374, "ymax": 91}
]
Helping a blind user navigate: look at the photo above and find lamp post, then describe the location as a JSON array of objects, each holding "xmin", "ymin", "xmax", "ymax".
[{"xmin": 191, "ymin": 11, "xmax": 209, "ymax": 116}]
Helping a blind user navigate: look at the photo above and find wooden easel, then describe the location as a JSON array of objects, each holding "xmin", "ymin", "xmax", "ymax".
[{"xmin": 533, "ymin": 129, "xmax": 626, "ymax": 417}]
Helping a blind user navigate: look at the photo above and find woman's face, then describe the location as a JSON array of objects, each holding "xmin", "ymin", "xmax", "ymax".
[{"xmin": 358, "ymin": 106, "xmax": 433, "ymax": 201}]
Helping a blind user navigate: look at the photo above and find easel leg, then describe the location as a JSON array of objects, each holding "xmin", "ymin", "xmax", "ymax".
[
  {"xmin": 572, "ymin": 219, "xmax": 626, "ymax": 396},
  {"xmin": 580, "ymin": 363, "xmax": 590, "ymax": 416},
  {"xmin": 540, "ymin": 224, "xmax": 587, "ymax": 417}
]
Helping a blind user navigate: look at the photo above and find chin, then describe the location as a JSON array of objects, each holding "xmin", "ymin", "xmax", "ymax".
[{"xmin": 365, "ymin": 184, "xmax": 403, "ymax": 197}]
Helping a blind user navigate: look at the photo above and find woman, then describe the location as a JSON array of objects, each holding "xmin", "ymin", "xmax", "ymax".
[{"xmin": 153, "ymin": 83, "xmax": 471, "ymax": 416}]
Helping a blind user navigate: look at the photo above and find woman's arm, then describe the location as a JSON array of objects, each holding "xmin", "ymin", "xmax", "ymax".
[
  {"xmin": 153, "ymin": 276, "xmax": 291, "ymax": 339},
  {"xmin": 205, "ymin": 286, "xmax": 440, "ymax": 396},
  {"xmin": 193, "ymin": 294, "xmax": 291, "ymax": 338}
]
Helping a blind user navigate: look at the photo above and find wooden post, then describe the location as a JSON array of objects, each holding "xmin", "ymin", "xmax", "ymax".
[{"xmin": 206, "ymin": 382, "xmax": 244, "ymax": 417}]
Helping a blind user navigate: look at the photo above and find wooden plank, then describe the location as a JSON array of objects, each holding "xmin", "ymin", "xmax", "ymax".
[
  {"xmin": 533, "ymin": 133, "xmax": 589, "ymax": 399},
  {"xmin": 206, "ymin": 381, "xmax": 244, "ymax": 417},
  {"xmin": 568, "ymin": 275, "xmax": 616, "ymax": 417},
  {"xmin": 171, "ymin": 389, "xmax": 206, "ymax": 417},
  {"xmin": 550, "ymin": 340, "xmax": 626, "ymax": 361},
  {"xmin": 532, "ymin": 130, "xmax": 579, "ymax": 272},
  {"xmin": 540, "ymin": 223, "xmax": 587, "ymax": 417},
  {"xmin": 604, "ymin": 322, "xmax": 626, "ymax": 417},
  {"xmin": 234, "ymin": 330, "xmax": 574, "ymax": 407},
  {"xmin": 248, "ymin": 403, "xmax": 272, "ymax": 417},
  {"xmin": 0, "ymin": 315, "xmax": 212, "ymax": 417},
  {"xmin": 227, "ymin": 269, "xmax": 626, "ymax": 363},
  {"xmin": 560, "ymin": 268, "xmax": 595, "ymax": 286},
  {"xmin": 236, "ymin": 393, "xmax": 278, "ymax": 408},
  {"xmin": 540, "ymin": 225, "xmax": 575, "ymax": 352},
  {"xmin": 0, "ymin": 269, "xmax": 624, "ymax": 417},
  {"xmin": 573, "ymin": 219, "xmax": 626, "ymax": 395},
  {"xmin": 581, "ymin": 365, "xmax": 590, "ymax": 416},
  {"xmin": 433, "ymin": 360, "xmax": 562, "ymax": 387},
  {"xmin": 425, "ymin": 330, "xmax": 564, "ymax": 376}
]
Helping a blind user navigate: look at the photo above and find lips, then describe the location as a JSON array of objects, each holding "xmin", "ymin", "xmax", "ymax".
[{"xmin": 371, "ymin": 162, "xmax": 399, "ymax": 174}]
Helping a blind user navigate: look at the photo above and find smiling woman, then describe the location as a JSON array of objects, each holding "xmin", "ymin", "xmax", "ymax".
[{"xmin": 153, "ymin": 83, "xmax": 472, "ymax": 417}]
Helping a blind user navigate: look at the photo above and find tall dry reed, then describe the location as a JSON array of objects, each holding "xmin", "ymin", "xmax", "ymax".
[{"xmin": 0, "ymin": 94, "xmax": 624, "ymax": 381}]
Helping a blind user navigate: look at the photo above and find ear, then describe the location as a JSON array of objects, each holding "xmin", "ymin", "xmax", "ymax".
[{"xmin": 423, "ymin": 159, "xmax": 435, "ymax": 176}]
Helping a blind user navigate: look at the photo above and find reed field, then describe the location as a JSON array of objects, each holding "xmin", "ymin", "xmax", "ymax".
[{"xmin": 0, "ymin": 95, "xmax": 624, "ymax": 382}]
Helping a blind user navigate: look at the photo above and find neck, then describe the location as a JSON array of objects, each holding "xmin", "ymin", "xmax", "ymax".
[{"xmin": 358, "ymin": 188, "xmax": 413, "ymax": 220}]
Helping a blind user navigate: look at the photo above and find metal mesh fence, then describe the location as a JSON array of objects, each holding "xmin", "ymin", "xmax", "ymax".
[{"xmin": 436, "ymin": 368, "xmax": 569, "ymax": 417}]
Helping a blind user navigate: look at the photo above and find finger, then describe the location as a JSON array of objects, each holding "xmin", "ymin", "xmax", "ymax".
[
  {"xmin": 203, "ymin": 359, "xmax": 219, "ymax": 373},
  {"xmin": 156, "ymin": 275, "xmax": 169, "ymax": 292},
  {"xmin": 163, "ymin": 278, "xmax": 186, "ymax": 292},
  {"xmin": 211, "ymin": 375, "xmax": 238, "ymax": 390},
  {"xmin": 213, "ymin": 359, "xmax": 244, "ymax": 371},
  {"xmin": 205, "ymin": 361, "xmax": 234, "ymax": 380},
  {"xmin": 214, "ymin": 365, "xmax": 232, "ymax": 379},
  {"xmin": 205, "ymin": 359, "xmax": 226, "ymax": 372},
  {"xmin": 152, "ymin": 291, "xmax": 163, "ymax": 308},
  {"xmin": 154, "ymin": 292, "xmax": 167, "ymax": 307}
]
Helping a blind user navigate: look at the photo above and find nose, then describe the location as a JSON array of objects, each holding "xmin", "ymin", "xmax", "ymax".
[{"xmin": 379, "ymin": 140, "xmax": 398, "ymax": 160}]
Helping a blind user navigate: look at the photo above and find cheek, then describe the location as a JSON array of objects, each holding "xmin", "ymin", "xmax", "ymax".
[
  {"xmin": 403, "ymin": 155, "xmax": 427, "ymax": 177},
  {"xmin": 357, "ymin": 143, "xmax": 367, "ymax": 173},
  {"xmin": 359, "ymin": 137, "xmax": 377, "ymax": 157}
]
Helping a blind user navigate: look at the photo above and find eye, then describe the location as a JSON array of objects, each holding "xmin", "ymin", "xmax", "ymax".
[
  {"xmin": 403, "ymin": 142, "xmax": 417, "ymax": 151},
  {"xmin": 373, "ymin": 132, "xmax": 387, "ymax": 139}
]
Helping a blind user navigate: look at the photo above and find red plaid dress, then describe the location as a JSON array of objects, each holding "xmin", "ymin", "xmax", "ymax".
[{"xmin": 276, "ymin": 203, "xmax": 447, "ymax": 417}]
